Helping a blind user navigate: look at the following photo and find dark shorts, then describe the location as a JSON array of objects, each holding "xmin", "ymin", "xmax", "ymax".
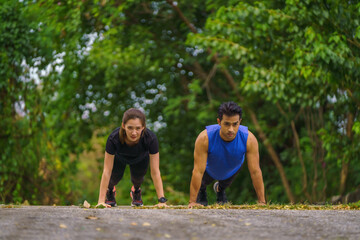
[{"xmin": 108, "ymin": 155, "xmax": 149, "ymax": 189}]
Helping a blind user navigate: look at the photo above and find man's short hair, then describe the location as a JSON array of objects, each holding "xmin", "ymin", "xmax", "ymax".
[{"xmin": 218, "ymin": 101, "xmax": 242, "ymax": 121}]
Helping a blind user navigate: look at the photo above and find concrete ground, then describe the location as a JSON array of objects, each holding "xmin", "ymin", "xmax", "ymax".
[{"xmin": 1, "ymin": 206, "xmax": 360, "ymax": 240}]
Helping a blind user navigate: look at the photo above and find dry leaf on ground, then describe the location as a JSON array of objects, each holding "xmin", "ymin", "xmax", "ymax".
[
  {"xmin": 59, "ymin": 224, "xmax": 67, "ymax": 229},
  {"xmin": 83, "ymin": 200, "xmax": 90, "ymax": 208}
]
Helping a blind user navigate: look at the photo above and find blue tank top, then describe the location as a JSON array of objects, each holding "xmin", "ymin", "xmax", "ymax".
[{"xmin": 205, "ymin": 124, "xmax": 248, "ymax": 180}]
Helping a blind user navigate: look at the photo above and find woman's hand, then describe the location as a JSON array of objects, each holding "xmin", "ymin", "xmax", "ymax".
[
  {"xmin": 96, "ymin": 202, "xmax": 112, "ymax": 208},
  {"xmin": 154, "ymin": 202, "xmax": 168, "ymax": 208}
]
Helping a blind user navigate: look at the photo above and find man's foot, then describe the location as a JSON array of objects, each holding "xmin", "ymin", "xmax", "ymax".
[
  {"xmin": 196, "ymin": 188, "xmax": 208, "ymax": 206},
  {"xmin": 105, "ymin": 186, "xmax": 117, "ymax": 207},
  {"xmin": 213, "ymin": 181, "xmax": 228, "ymax": 205},
  {"xmin": 130, "ymin": 186, "xmax": 143, "ymax": 207}
]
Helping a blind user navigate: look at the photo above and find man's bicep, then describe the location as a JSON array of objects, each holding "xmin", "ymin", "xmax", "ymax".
[
  {"xmin": 193, "ymin": 131, "xmax": 208, "ymax": 173},
  {"xmin": 246, "ymin": 132, "xmax": 260, "ymax": 171}
]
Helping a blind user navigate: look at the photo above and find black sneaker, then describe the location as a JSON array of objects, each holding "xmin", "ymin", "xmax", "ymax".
[
  {"xmin": 213, "ymin": 181, "xmax": 228, "ymax": 204},
  {"xmin": 105, "ymin": 186, "xmax": 117, "ymax": 207},
  {"xmin": 130, "ymin": 185, "xmax": 143, "ymax": 207},
  {"xmin": 196, "ymin": 188, "xmax": 208, "ymax": 206}
]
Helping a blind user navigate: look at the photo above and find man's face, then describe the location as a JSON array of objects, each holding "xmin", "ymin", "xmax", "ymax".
[
  {"xmin": 122, "ymin": 118, "xmax": 144, "ymax": 144},
  {"xmin": 217, "ymin": 114, "xmax": 241, "ymax": 141}
]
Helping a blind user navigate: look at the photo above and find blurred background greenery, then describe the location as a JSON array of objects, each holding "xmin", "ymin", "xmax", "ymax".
[{"xmin": 1, "ymin": 0, "xmax": 359, "ymax": 206}]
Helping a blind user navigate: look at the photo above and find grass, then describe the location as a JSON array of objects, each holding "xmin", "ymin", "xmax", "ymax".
[{"xmin": 3, "ymin": 200, "xmax": 360, "ymax": 210}]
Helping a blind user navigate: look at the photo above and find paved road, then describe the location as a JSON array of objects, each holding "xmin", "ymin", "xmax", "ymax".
[{"xmin": 1, "ymin": 206, "xmax": 360, "ymax": 240}]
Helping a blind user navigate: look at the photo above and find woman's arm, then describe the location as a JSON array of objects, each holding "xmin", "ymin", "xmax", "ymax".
[
  {"xmin": 149, "ymin": 152, "xmax": 167, "ymax": 205},
  {"xmin": 96, "ymin": 152, "xmax": 115, "ymax": 208}
]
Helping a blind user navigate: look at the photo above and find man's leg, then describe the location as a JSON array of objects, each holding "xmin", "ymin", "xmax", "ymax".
[
  {"xmin": 129, "ymin": 157, "xmax": 149, "ymax": 206},
  {"xmin": 196, "ymin": 171, "xmax": 215, "ymax": 206},
  {"xmin": 214, "ymin": 166, "xmax": 243, "ymax": 204},
  {"xmin": 200, "ymin": 171, "xmax": 215, "ymax": 191},
  {"xmin": 217, "ymin": 166, "xmax": 242, "ymax": 191}
]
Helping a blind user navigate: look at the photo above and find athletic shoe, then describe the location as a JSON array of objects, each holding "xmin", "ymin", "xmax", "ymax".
[
  {"xmin": 213, "ymin": 181, "xmax": 228, "ymax": 204},
  {"xmin": 196, "ymin": 188, "xmax": 208, "ymax": 206},
  {"xmin": 130, "ymin": 185, "xmax": 143, "ymax": 207},
  {"xmin": 105, "ymin": 186, "xmax": 117, "ymax": 207}
]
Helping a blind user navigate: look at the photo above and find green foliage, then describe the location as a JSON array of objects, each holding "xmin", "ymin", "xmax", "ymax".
[{"xmin": 1, "ymin": 0, "xmax": 359, "ymax": 205}]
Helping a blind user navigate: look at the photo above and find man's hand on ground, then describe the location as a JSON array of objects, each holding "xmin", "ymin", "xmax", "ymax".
[{"xmin": 188, "ymin": 202, "xmax": 202, "ymax": 208}]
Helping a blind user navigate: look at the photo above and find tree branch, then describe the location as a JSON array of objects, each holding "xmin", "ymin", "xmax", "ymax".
[
  {"xmin": 165, "ymin": 0, "xmax": 197, "ymax": 33},
  {"xmin": 166, "ymin": 0, "xmax": 295, "ymax": 203}
]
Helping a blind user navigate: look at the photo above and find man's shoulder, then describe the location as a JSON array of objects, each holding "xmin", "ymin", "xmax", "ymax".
[
  {"xmin": 195, "ymin": 129, "xmax": 209, "ymax": 148},
  {"xmin": 205, "ymin": 124, "xmax": 220, "ymax": 133},
  {"xmin": 246, "ymin": 130, "xmax": 258, "ymax": 150}
]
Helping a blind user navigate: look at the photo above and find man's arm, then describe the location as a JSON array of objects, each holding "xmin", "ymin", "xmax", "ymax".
[
  {"xmin": 246, "ymin": 131, "xmax": 266, "ymax": 204},
  {"xmin": 188, "ymin": 130, "xmax": 208, "ymax": 208}
]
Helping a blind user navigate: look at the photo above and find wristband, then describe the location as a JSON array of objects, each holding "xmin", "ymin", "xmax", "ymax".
[{"xmin": 158, "ymin": 197, "xmax": 167, "ymax": 203}]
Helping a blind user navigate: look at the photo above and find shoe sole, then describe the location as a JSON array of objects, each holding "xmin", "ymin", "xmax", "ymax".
[
  {"xmin": 213, "ymin": 181, "xmax": 219, "ymax": 193},
  {"xmin": 130, "ymin": 189, "xmax": 143, "ymax": 207},
  {"xmin": 213, "ymin": 181, "xmax": 228, "ymax": 204},
  {"xmin": 131, "ymin": 203, "xmax": 144, "ymax": 207}
]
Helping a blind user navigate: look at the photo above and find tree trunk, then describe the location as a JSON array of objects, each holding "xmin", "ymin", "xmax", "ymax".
[
  {"xmin": 247, "ymin": 109, "xmax": 296, "ymax": 203},
  {"xmin": 339, "ymin": 112, "xmax": 354, "ymax": 195},
  {"xmin": 290, "ymin": 120, "xmax": 312, "ymax": 202}
]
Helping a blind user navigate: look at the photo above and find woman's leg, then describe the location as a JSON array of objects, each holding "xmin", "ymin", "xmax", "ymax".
[
  {"xmin": 108, "ymin": 155, "xmax": 126, "ymax": 190},
  {"xmin": 129, "ymin": 156, "xmax": 149, "ymax": 190}
]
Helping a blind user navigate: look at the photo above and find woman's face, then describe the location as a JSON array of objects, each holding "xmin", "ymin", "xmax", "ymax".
[{"xmin": 122, "ymin": 118, "xmax": 145, "ymax": 144}]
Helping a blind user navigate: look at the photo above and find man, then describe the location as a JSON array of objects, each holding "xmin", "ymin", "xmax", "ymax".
[{"xmin": 188, "ymin": 102, "xmax": 265, "ymax": 207}]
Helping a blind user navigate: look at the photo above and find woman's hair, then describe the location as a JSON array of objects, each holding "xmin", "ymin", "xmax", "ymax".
[{"xmin": 119, "ymin": 108, "xmax": 146, "ymax": 144}]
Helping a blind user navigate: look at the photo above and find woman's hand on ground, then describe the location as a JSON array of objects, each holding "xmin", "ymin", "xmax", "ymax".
[
  {"xmin": 154, "ymin": 202, "xmax": 168, "ymax": 208},
  {"xmin": 95, "ymin": 202, "xmax": 112, "ymax": 208}
]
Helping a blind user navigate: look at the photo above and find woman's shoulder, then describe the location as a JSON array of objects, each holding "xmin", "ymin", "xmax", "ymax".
[
  {"xmin": 143, "ymin": 128, "xmax": 157, "ymax": 139},
  {"xmin": 107, "ymin": 127, "xmax": 121, "ymax": 142}
]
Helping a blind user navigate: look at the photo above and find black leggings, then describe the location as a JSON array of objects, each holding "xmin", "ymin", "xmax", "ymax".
[
  {"xmin": 200, "ymin": 166, "xmax": 242, "ymax": 192},
  {"xmin": 108, "ymin": 156, "xmax": 149, "ymax": 190}
]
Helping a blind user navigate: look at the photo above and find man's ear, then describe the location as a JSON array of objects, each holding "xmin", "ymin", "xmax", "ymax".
[{"xmin": 217, "ymin": 118, "xmax": 221, "ymax": 125}]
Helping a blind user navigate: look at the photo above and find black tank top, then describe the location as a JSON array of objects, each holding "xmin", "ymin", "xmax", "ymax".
[{"xmin": 105, "ymin": 127, "xmax": 159, "ymax": 164}]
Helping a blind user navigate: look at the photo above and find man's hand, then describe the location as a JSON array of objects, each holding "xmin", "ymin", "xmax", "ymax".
[
  {"xmin": 96, "ymin": 202, "xmax": 111, "ymax": 208},
  {"xmin": 188, "ymin": 202, "xmax": 202, "ymax": 208}
]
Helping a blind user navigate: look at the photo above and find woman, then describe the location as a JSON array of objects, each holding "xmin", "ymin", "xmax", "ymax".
[{"xmin": 96, "ymin": 108, "xmax": 167, "ymax": 207}]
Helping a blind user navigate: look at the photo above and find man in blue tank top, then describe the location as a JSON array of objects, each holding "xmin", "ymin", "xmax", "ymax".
[{"xmin": 188, "ymin": 102, "xmax": 266, "ymax": 207}]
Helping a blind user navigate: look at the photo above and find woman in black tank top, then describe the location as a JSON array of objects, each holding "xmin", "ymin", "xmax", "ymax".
[{"xmin": 96, "ymin": 108, "xmax": 167, "ymax": 207}]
